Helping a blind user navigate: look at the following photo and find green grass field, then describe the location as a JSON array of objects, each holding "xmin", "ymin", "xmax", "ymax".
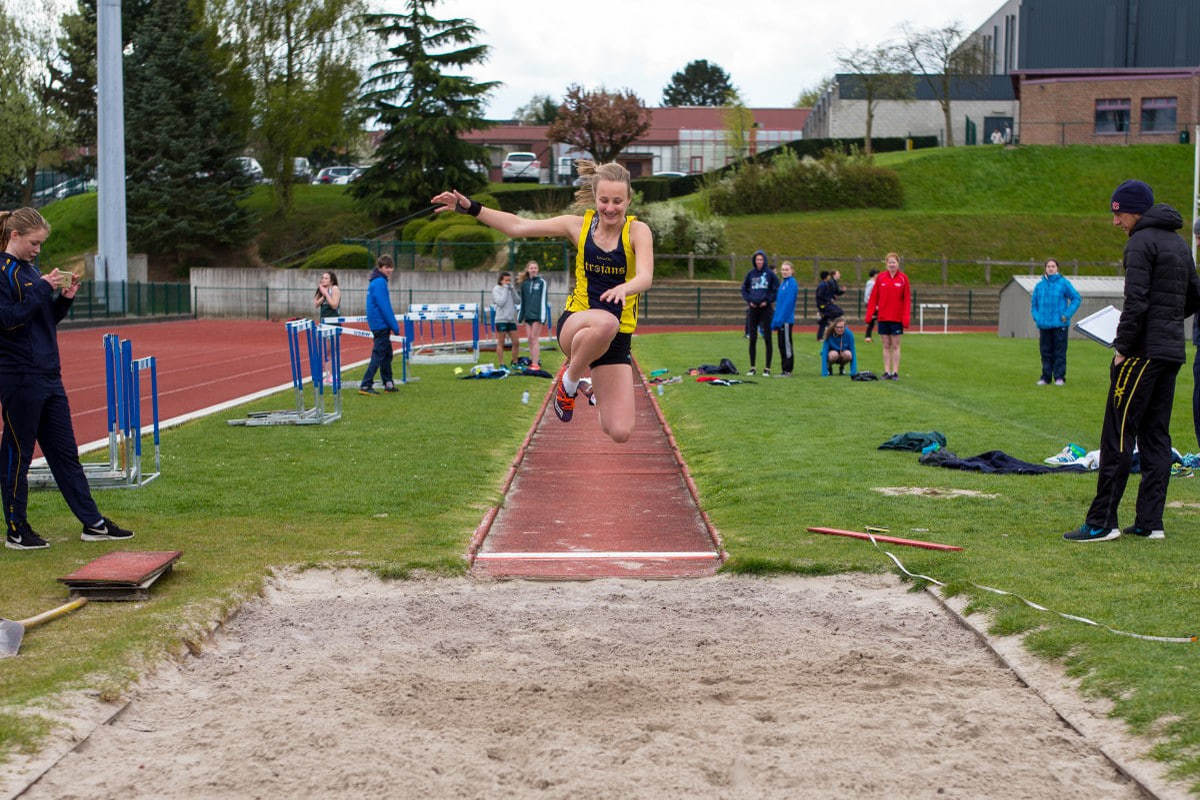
[{"xmin": 1, "ymin": 330, "xmax": 1199, "ymax": 786}]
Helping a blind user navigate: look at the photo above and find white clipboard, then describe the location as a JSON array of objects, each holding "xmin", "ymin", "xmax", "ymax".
[{"xmin": 1073, "ymin": 305, "xmax": 1120, "ymax": 348}]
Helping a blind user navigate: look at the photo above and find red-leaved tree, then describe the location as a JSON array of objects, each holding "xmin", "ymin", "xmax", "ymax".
[{"xmin": 546, "ymin": 84, "xmax": 651, "ymax": 164}]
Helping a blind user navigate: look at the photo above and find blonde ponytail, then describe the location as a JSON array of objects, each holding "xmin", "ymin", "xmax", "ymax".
[{"xmin": 572, "ymin": 160, "xmax": 632, "ymax": 209}]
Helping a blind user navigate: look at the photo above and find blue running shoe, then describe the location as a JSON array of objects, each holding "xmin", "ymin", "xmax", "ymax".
[{"xmin": 1063, "ymin": 524, "xmax": 1120, "ymax": 542}]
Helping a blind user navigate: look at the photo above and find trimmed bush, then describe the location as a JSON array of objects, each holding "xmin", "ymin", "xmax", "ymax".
[
  {"xmin": 707, "ymin": 149, "xmax": 902, "ymax": 215},
  {"xmin": 490, "ymin": 185, "xmax": 575, "ymax": 213},
  {"xmin": 630, "ymin": 178, "xmax": 671, "ymax": 203},
  {"xmin": 436, "ymin": 225, "xmax": 504, "ymax": 270},
  {"xmin": 414, "ymin": 216, "xmax": 482, "ymax": 255},
  {"xmin": 301, "ymin": 243, "xmax": 371, "ymax": 271},
  {"xmin": 401, "ymin": 215, "xmax": 435, "ymax": 242}
]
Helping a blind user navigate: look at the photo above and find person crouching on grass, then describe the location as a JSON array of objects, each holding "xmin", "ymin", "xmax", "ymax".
[
  {"xmin": 821, "ymin": 317, "xmax": 858, "ymax": 376},
  {"xmin": 0, "ymin": 208, "xmax": 133, "ymax": 550},
  {"xmin": 432, "ymin": 160, "xmax": 653, "ymax": 443}
]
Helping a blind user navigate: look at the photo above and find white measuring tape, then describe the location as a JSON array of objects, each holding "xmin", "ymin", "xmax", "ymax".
[{"xmin": 860, "ymin": 529, "xmax": 1197, "ymax": 645}]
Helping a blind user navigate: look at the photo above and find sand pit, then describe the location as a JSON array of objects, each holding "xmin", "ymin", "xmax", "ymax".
[{"xmin": 8, "ymin": 571, "xmax": 1178, "ymax": 799}]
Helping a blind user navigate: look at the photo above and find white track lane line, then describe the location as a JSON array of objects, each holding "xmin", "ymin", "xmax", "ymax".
[{"xmin": 475, "ymin": 551, "xmax": 719, "ymax": 560}]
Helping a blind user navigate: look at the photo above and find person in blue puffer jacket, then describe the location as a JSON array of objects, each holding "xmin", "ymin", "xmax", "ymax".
[
  {"xmin": 1030, "ymin": 258, "xmax": 1081, "ymax": 386},
  {"xmin": 770, "ymin": 261, "xmax": 798, "ymax": 376}
]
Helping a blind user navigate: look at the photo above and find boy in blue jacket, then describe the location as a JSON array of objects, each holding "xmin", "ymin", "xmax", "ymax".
[
  {"xmin": 360, "ymin": 255, "xmax": 400, "ymax": 395},
  {"xmin": 1030, "ymin": 258, "xmax": 1081, "ymax": 385},
  {"xmin": 770, "ymin": 261, "xmax": 797, "ymax": 376}
]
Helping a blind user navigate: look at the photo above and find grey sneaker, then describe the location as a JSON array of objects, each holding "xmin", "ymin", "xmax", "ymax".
[
  {"xmin": 746, "ymin": 368, "xmax": 755, "ymax": 376},
  {"xmin": 762, "ymin": 368, "xmax": 771, "ymax": 377},
  {"xmin": 1122, "ymin": 525, "xmax": 1165, "ymax": 539},
  {"xmin": 1036, "ymin": 378, "xmax": 1049, "ymax": 385},
  {"xmin": 5, "ymin": 522, "xmax": 49, "ymax": 550},
  {"xmin": 1054, "ymin": 378, "xmax": 1065, "ymax": 386}
]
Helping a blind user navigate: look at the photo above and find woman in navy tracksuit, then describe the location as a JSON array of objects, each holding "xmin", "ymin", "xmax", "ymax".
[{"xmin": 0, "ymin": 208, "xmax": 133, "ymax": 550}]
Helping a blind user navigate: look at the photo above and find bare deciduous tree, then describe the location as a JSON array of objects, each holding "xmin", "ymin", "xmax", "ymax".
[
  {"xmin": 901, "ymin": 21, "xmax": 987, "ymax": 147},
  {"xmin": 835, "ymin": 44, "xmax": 914, "ymax": 155}
]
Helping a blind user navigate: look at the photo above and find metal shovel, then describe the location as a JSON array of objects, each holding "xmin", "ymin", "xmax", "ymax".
[{"xmin": 0, "ymin": 597, "xmax": 88, "ymax": 658}]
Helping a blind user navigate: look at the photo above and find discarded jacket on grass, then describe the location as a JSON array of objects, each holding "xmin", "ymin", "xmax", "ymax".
[
  {"xmin": 919, "ymin": 448, "xmax": 1089, "ymax": 474},
  {"xmin": 879, "ymin": 431, "xmax": 947, "ymax": 452}
]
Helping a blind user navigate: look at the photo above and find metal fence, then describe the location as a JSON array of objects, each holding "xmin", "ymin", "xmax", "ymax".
[{"xmin": 66, "ymin": 280, "xmax": 192, "ymax": 321}]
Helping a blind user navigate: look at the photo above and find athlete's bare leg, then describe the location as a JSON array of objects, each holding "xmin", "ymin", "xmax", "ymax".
[
  {"xmin": 558, "ymin": 310, "xmax": 619, "ymax": 383},
  {"xmin": 590, "ymin": 363, "xmax": 636, "ymax": 442}
]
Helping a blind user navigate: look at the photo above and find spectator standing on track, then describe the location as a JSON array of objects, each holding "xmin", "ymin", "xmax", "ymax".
[
  {"xmin": 1030, "ymin": 258, "xmax": 1081, "ymax": 386},
  {"xmin": 863, "ymin": 269, "xmax": 879, "ymax": 342},
  {"xmin": 492, "ymin": 270, "xmax": 519, "ymax": 366},
  {"xmin": 1064, "ymin": 180, "xmax": 1200, "ymax": 542},
  {"xmin": 741, "ymin": 250, "xmax": 778, "ymax": 376},
  {"xmin": 518, "ymin": 260, "xmax": 548, "ymax": 370},
  {"xmin": 432, "ymin": 159, "xmax": 654, "ymax": 443},
  {"xmin": 313, "ymin": 270, "xmax": 341, "ymax": 321},
  {"xmin": 359, "ymin": 255, "xmax": 400, "ymax": 395},
  {"xmin": 815, "ymin": 268, "xmax": 845, "ymax": 340},
  {"xmin": 313, "ymin": 270, "xmax": 341, "ymax": 384},
  {"xmin": 865, "ymin": 252, "xmax": 911, "ymax": 381},
  {"xmin": 0, "ymin": 208, "xmax": 134, "ymax": 550},
  {"xmin": 821, "ymin": 317, "xmax": 858, "ymax": 376},
  {"xmin": 771, "ymin": 261, "xmax": 797, "ymax": 376}
]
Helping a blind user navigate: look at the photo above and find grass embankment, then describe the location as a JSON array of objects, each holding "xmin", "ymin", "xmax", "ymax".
[
  {"xmin": 721, "ymin": 144, "xmax": 1197, "ymax": 280},
  {"xmin": 38, "ymin": 184, "xmax": 375, "ymax": 272},
  {"xmin": 2, "ymin": 331, "xmax": 1199, "ymax": 786}
]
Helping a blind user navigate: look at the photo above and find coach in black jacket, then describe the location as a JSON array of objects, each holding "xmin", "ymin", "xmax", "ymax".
[{"xmin": 1065, "ymin": 180, "xmax": 1200, "ymax": 542}]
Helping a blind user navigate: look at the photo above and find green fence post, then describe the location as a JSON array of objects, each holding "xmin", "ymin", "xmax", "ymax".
[
  {"xmin": 265, "ymin": 286, "xmax": 270, "ymax": 320},
  {"xmin": 696, "ymin": 286, "xmax": 702, "ymax": 318},
  {"xmin": 968, "ymin": 290, "xmax": 973, "ymax": 321}
]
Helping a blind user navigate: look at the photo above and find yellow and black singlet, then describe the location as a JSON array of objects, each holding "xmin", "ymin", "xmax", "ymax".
[{"xmin": 566, "ymin": 209, "xmax": 638, "ymax": 334}]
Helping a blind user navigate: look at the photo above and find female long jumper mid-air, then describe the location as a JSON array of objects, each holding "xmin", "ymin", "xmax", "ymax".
[{"xmin": 432, "ymin": 160, "xmax": 654, "ymax": 443}]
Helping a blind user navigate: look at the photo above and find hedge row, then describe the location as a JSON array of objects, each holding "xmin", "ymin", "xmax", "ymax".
[
  {"xmin": 301, "ymin": 243, "xmax": 371, "ymax": 271},
  {"xmin": 707, "ymin": 150, "xmax": 903, "ymax": 215}
]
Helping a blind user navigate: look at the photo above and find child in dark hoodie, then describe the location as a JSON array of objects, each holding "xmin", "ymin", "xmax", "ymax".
[{"xmin": 740, "ymin": 250, "xmax": 779, "ymax": 376}]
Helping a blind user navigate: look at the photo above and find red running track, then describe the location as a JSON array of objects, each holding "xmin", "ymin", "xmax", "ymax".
[
  {"xmin": 56, "ymin": 319, "xmax": 378, "ymax": 449},
  {"xmin": 470, "ymin": 362, "xmax": 723, "ymax": 580}
]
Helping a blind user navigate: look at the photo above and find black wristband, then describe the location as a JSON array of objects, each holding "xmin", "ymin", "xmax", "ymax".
[{"xmin": 457, "ymin": 197, "xmax": 482, "ymax": 217}]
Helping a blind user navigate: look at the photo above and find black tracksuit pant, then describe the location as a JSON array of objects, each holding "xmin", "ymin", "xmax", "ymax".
[
  {"xmin": 0, "ymin": 374, "xmax": 102, "ymax": 533},
  {"xmin": 775, "ymin": 323, "xmax": 794, "ymax": 373},
  {"xmin": 1085, "ymin": 356, "xmax": 1179, "ymax": 531},
  {"xmin": 747, "ymin": 305, "xmax": 773, "ymax": 369}
]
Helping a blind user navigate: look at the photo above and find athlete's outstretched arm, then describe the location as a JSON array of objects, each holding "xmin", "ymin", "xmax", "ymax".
[
  {"xmin": 431, "ymin": 189, "xmax": 580, "ymax": 241},
  {"xmin": 598, "ymin": 220, "xmax": 654, "ymax": 307}
]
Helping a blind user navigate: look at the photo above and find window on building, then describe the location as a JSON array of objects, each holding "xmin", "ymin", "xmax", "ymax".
[
  {"xmin": 1094, "ymin": 99, "xmax": 1131, "ymax": 135},
  {"xmin": 1140, "ymin": 97, "xmax": 1177, "ymax": 134},
  {"xmin": 689, "ymin": 155, "xmax": 704, "ymax": 173}
]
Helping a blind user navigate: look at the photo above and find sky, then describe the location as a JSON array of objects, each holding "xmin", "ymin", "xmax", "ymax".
[{"xmin": 382, "ymin": 0, "xmax": 1008, "ymax": 118}]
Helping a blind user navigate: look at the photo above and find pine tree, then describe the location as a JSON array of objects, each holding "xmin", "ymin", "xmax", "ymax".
[
  {"xmin": 124, "ymin": 0, "xmax": 252, "ymax": 266},
  {"xmin": 352, "ymin": 0, "xmax": 497, "ymax": 218},
  {"xmin": 661, "ymin": 60, "xmax": 734, "ymax": 107}
]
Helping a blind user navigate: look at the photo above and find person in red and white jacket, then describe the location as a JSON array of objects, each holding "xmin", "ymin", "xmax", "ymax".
[{"xmin": 865, "ymin": 252, "xmax": 911, "ymax": 380}]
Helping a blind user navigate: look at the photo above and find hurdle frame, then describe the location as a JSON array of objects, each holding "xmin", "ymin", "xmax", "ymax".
[
  {"xmin": 227, "ymin": 318, "xmax": 342, "ymax": 426},
  {"xmin": 404, "ymin": 303, "xmax": 480, "ymax": 364},
  {"xmin": 320, "ymin": 315, "xmax": 408, "ymax": 385},
  {"xmin": 29, "ymin": 333, "xmax": 162, "ymax": 490}
]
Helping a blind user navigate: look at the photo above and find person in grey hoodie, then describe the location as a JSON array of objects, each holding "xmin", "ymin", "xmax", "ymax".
[
  {"xmin": 740, "ymin": 250, "xmax": 778, "ymax": 376},
  {"xmin": 492, "ymin": 271, "xmax": 520, "ymax": 366}
]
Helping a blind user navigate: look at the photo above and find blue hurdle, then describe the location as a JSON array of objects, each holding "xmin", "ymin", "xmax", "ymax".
[
  {"xmin": 228, "ymin": 318, "xmax": 342, "ymax": 426},
  {"xmin": 320, "ymin": 314, "xmax": 409, "ymax": 384},
  {"xmin": 29, "ymin": 332, "xmax": 162, "ymax": 489}
]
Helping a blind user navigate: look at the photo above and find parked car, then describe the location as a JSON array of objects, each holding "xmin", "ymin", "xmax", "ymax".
[
  {"xmin": 292, "ymin": 157, "xmax": 312, "ymax": 181},
  {"xmin": 501, "ymin": 152, "xmax": 540, "ymax": 182},
  {"xmin": 653, "ymin": 171, "xmax": 686, "ymax": 178},
  {"xmin": 233, "ymin": 156, "xmax": 264, "ymax": 182},
  {"xmin": 313, "ymin": 166, "xmax": 358, "ymax": 184}
]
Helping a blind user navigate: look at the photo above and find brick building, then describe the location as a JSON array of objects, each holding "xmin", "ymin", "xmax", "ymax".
[{"xmin": 459, "ymin": 107, "xmax": 808, "ymax": 183}]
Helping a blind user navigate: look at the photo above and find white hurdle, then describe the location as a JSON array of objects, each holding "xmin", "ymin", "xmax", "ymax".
[
  {"xmin": 321, "ymin": 315, "xmax": 408, "ymax": 384},
  {"xmin": 404, "ymin": 303, "xmax": 479, "ymax": 364}
]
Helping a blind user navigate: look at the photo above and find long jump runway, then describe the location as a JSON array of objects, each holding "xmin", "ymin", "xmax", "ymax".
[{"xmin": 471, "ymin": 363, "xmax": 723, "ymax": 579}]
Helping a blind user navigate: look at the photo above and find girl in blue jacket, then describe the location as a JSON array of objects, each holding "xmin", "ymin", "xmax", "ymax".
[
  {"xmin": 821, "ymin": 317, "xmax": 858, "ymax": 376},
  {"xmin": 770, "ymin": 261, "xmax": 797, "ymax": 376}
]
